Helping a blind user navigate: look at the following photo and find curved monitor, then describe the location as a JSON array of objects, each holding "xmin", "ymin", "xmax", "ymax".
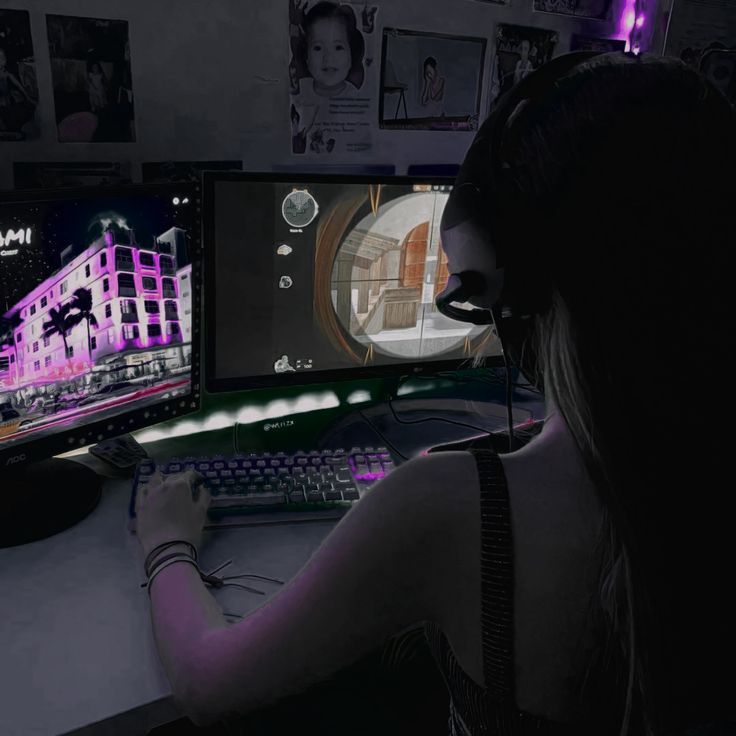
[
  {"xmin": 0, "ymin": 183, "xmax": 202, "ymax": 469},
  {"xmin": 203, "ymin": 172, "xmax": 502, "ymax": 392}
]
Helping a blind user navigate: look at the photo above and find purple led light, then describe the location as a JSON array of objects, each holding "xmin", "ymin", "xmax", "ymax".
[
  {"xmin": 616, "ymin": 0, "xmax": 646, "ymax": 53},
  {"xmin": 352, "ymin": 472, "xmax": 386, "ymax": 482}
]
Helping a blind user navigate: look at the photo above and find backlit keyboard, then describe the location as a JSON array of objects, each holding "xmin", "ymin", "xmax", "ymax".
[{"xmin": 129, "ymin": 447, "xmax": 397, "ymax": 528}]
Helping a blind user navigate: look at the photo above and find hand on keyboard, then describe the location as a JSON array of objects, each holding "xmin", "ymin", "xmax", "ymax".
[{"xmin": 130, "ymin": 447, "xmax": 397, "ymax": 528}]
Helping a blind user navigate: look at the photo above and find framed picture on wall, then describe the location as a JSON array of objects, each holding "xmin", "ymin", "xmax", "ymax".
[
  {"xmin": 46, "ymin": 14, "xmax": 136, "ymax": 143},
  {"xmin": 379, "ymin": 28, "xmax": 486, "ymax": 131},
  {"xmin": 490, "ymin": 24, "xmax": 559, "ymax": 110},
  {"xmin": 0, "ymin": 8, "xmax": 40, "ymax": 141},
  {"xmin": 533, "ymin": 0, "xmax": 613, "ymax": 22}
]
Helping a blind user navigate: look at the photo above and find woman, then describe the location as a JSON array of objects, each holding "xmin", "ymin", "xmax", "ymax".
[
  {"xmin": 421, "ymin": 56, "xmax": 446, "ymax": 117},
  {"xmin": 513, "ymin": 39, "xmax": 535, "ymax": 85},
  {"xmin": 135, "ymin": 53, "xmax": 735, "ymax": 735}
]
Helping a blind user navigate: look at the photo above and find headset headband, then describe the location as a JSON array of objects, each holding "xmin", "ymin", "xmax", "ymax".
[{"xmin": 436, "ymin": 51, "xmax": 603, "ymax": 326}]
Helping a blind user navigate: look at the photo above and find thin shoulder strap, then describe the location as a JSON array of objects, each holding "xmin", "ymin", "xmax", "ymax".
[{"xmin": 468, "ymin": 448, "xmax": 515, "ymax": 705}]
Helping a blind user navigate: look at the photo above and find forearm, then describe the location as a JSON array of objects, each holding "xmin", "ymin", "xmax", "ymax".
[{"xmin": 147, "ymin": 551, "xmax": 229, "ymax": 707}]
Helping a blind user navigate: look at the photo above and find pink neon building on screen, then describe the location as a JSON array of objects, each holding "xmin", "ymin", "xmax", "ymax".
[{"xmin": 0, "ymin": 226, "xmax": 187, "ymax": 391}]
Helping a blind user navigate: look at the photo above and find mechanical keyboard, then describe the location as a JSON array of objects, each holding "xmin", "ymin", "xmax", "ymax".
[{"xmin": 129, "ymin": 446, "xmax": 398, "ymax": 528}]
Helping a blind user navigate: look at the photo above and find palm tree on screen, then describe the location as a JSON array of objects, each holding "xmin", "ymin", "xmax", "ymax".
[
  {"xmin": 42, "ymin": 303, "xmax": 75, "ymax": 363},
  {"xmin": 68, "ymin": 288, "xmax": 98, "ymax": 361},
  {"xmin": 0, "ymin": 310, "xmax": 24, "ymax": 385}
]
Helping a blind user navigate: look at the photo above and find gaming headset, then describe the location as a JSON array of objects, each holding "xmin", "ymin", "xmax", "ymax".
[
  {"xmin": 435, "ymin": 50, "xmax": 604, "ymax": 324},
  {"xmin": 434, "ymin": 50, "xmax": 605, "ymax": 445}
]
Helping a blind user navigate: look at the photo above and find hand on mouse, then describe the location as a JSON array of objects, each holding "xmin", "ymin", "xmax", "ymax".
[{"xmin": 135, "ymin": 469, "xmax": 211, "ymax": 558}]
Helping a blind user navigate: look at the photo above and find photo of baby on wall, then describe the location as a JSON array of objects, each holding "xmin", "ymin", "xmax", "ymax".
[
  {"xmin": 490, "ymin": 24, "xmax": 558, "ymax": 110},
  {"xmin": 0, "ymin": 9, "xmax": 40, "ymax": 142},
  {"xmin": 288, "ymin": 0, "xmax": 377, "ymax": 156}
]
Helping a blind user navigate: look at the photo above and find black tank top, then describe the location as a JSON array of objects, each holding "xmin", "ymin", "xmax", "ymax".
[{"xmin": 423, "ymin": 448, "xmax": 588, "ymax": 736}]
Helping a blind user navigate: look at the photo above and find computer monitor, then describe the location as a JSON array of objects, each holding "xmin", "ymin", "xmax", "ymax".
[
  {"xmin": 203, "ymin": 173, "xmax": 502, "ymax": 394},
  {"xmin": 0, "ymin": 183, "xmax": 202, "ymax": 547}
]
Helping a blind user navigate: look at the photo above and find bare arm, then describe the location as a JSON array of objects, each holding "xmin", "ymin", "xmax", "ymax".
[
  {"xmin": 175, "ymin": 453, "xmax": 465, "ymax": 726},
  {"xmin": 421, "ymin": 76, "xmax": 430, "ymax": 105}
]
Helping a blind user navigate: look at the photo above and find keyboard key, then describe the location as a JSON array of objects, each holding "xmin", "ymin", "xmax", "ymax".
[{"xmin": 246, "ymin": 492, "xmax": 284, "ymax": 505}]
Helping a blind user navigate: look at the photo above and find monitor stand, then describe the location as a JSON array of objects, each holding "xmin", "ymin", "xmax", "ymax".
[{"xmin": 0, "ymin": 458, "xmax": 102, "ymax": 549}]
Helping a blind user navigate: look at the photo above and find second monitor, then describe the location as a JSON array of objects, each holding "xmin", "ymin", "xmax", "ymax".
[{"xmin": 204, "ymin": 173, "xmax": 502, "ymax": 392}]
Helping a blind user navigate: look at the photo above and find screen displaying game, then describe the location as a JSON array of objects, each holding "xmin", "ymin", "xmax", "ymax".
[
  {"xmin": 0, "ymin": 190, "xmax": 197, "ymax": 447},
  {"xmin": 210, "ymin": 178, "xmax": 500, "ymax": 384}
]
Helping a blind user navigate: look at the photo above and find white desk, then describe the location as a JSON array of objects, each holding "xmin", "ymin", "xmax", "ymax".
[{"xmin": 0, "ymin": 458, "xmax": 337, "ymax": 736}]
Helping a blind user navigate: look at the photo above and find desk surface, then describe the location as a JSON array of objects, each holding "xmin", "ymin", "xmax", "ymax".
[{"xmin": 0, "ymin": 460, "xmax": 337, "ymax": 736}]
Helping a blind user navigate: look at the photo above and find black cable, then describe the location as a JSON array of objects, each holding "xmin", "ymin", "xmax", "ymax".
[
  {"xmin": 359, "ymin": 368, "xmax": 530, "ymax": 460},
  {"xmin": 490, "ymin": 306, "xmax": 516, "ymax": 453},
  {"xmin": 357, "ymin": 408, "xmax": 409, "ymax": 461}
]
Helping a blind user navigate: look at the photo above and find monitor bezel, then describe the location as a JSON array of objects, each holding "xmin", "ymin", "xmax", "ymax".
[
  {"xmin": 0, "ymin": 182, "xmax": 202, "ymax": 470},
  {"xmin": 203, "ymin": 171, "xmax": 502, "ymax": 394}
]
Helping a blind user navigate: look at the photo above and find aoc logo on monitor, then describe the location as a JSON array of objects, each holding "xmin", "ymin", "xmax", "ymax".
[{"xmin": 0, "ymin": 227, "xmax": 33, "ymax": 257}]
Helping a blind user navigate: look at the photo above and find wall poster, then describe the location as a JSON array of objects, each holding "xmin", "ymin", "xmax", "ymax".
[{"xmin": 288, "ymin": 0, "xmax": 378, "ymax": 156}]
